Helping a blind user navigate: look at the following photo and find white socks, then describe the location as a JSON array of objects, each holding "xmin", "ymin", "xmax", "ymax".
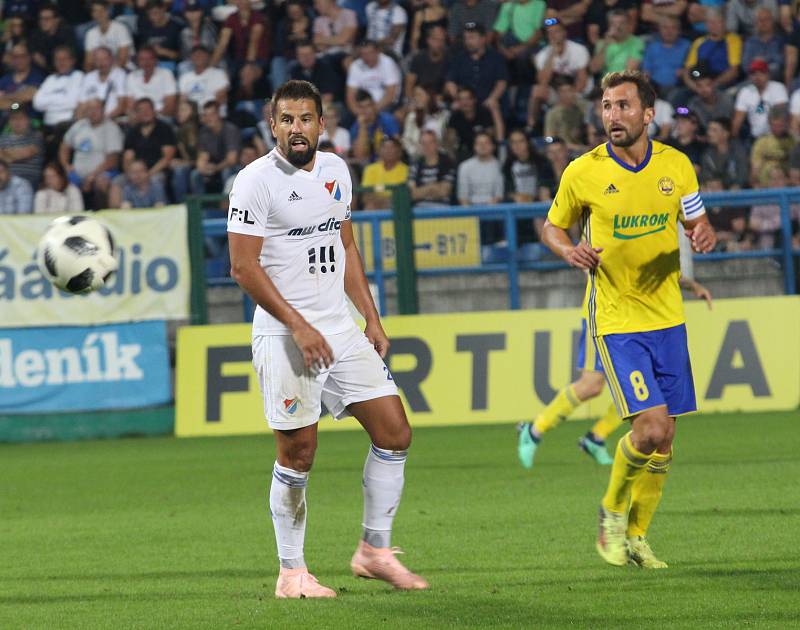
[
  {"xmin": 362, "ymin": 444, "xmax": 407, "ymax": 548},
  {"xmin": 269, "ymin": 462, "xmax": 308, "ymax": 569}
]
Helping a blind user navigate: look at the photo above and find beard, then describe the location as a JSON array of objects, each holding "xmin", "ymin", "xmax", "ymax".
[
  {"xmin": 606, "ymin": 122, "xmax": 644, "ymax": 148},
  {"xmin": 283, "ymin": 136, "xmax": 317, "ymax": 167}
]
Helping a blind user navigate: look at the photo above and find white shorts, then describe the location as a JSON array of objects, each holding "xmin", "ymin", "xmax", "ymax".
[{"xmin": 252, "ymin": 326, "xmax": 399, "ymax": 430}]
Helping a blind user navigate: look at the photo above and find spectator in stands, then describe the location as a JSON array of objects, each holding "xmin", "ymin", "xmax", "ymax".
[
  {"xmin": 228, "ymin": 62, "xmax": 270, "ymax": 129},
  {"xmin": 34, "ymin": 161, "xmax": 84, "ymax": 213},
  {"xmin": 543, "ymin": 0, "xmax": 589, "ymax": 41},
  {"xmin": 253, "ymin": 101, "xmax": 276, "ymax": 157},
  {"xmin": 350, "ymin": 89, "xmax": 401, "ymax": 162},
  {"xmin": 457, "ymin": 131, "xmax": 503, "ymax": 206},
  {"xmin": 211, "ymin": 0, "xmax": 271, "ymax": 74},
  {"xmin": 361, "ymin": 136, "xmax": 408, "ymax": 209},
  {"xmin": 137, "ymin": 0, "xmax": 183, "ymax": 66},
  {"xmin": 272, "ymin": 0, "xmax": 313, "ymax": 89},
  {"xmin": 401, "ymin": 85, "xmax": 449, "ymax": 159},
  {"xmin": 319, "ymin": 103, "xmax": 350, "ymax": 156},
  {"xmin": 123, "ymin": 97, "xmax": 177, "ymax": 188},
  {"xmin": 290, "ymin": 41, "xmax": 341, "ymax": 103},
  {"xmin": 686, "ymin": 64, "xmax": 735, "ymax": 128},
  {"xmin": 447, "ymin": 0, "xmax": 498, "ymax": 47},
  {"xmin": 639, "ymin": 0, "xmax": 688, "ymax": 30},
  {"xmin": 544, "ymin": 76, "xmax": 587, "ymax": 152},
  {"xmin": 589, "ymin": 9, "xmax": 643, "ymax": 75},
  {"xmin": 683, "ymin": 8, "xmax": 742, "ymax": 90},
  {"xmin": 750, "ymin": 104, "xmax": 794, "ymax": 184},
  {"xmin": 783, "ymin": 21, "xmax": 800, "ymax": 90},
  {"xmin": 83, "ymin": 0, "xmax": 134, "ymax": 71},
  {"xmin": 171, "ymin": 98, "xmax": 200, "ymax": 202},
  {"xmin": 585, "ymin": 0, "xmax": 637, "ymax": 47},
  {"xmin": 191, "ymin": 101, "xmax": 241, "ymax": 194},
  {"xmin": 29, "ymin": 4, "xmax": 76, "ymax": 73},
  {"xmin": 126, "ymin": 46, "xmax": 178, "ymax": 119},
  {"xmin": 223, "ymin": 144, "xmax": 259, "ymax": 197},
  {"xmin": 0, "ymin": 158, "xmax": 33, "ymax": 214},
  {"xmin": 750, "ymin": 164, "xmax": 788, "ymax": 249},
  {"xmin": 727, "ymin": 0, "xmax": 778, "ymax": 38},
  {"xmin": 109, "ymin": 158, "xmax": 168, "ymax": 209},
  {"xmin": 406, "ymin": 25, "xmax": 450, "ymax": 97},
  {"xmin": 667, "ymin": 107, "xmax": 706, "ymax": 170},
  {"xmin": 445, "ymin": 22, "xmax": 508, "ymax": 139},
  {"xmin": 0, "ymin": 42, "xmax": 44, "ymax": 112},
  {"xmin": 584, "ymin": 85, "xmax": 606, "ymax": 146},
  {"xmin": 641, "ymin": 16, "xmax": 690, "ymax": 99},
  {"xmin": 647, "ymin": 97, "xmax": 676, "ymax": 142},
  {"xmin": 543, "ymin": 135, "xmax": 571, "ymax": 187},
  {"xmin": 346, "ymin": 40, "xmax": 402, "ymax": 114},
  {"xmin": 59, "ymin": 98, "xmax": 123, "ymax": 209},
  {"xmin": 701, "ymin": 116, "xmax": 749, "ymax": 190},
  {"xmin": 77, "ymin": 47, "xmax": 128, "ymax": 122},
  {"xmin": 408, "ymin": 129, "xmax": 455, "ymax": 206},
  {"xmin": 732, "ymin": 58, "xmax": 788, "ymax": 139},
  {"xmin": 703, "ymin": 177, "xmax": 753, "ymax": 251},
  {"xmin": 445, "ymin": 85, "xmax": 495, "ymax": 163},
  {"xmin": 365, "ymin": 0, "xmax": 408, "ymax": 57},
  {"xmin": 529, "ymin": 17, "xmax": 591, "ymax": 130},
  {"xmin": 313, "ymin": 0, "xmax": 358, "ymax": 69},
  {"xmin": 179, "ymin": 45, "xmax": 230, "ymax": 115},
  {"xmin": 503, "ymin": 129, "xmax": 553, "ymax": 203},
  {"xmin": 0, "ymin": 104, "xmax": 43, "ymax": 188},
  {"xmin": 493, "ymin": 0, "xmax": 545, "ymax": 86},
  {"xmin": 409, "ymin": 0, "xmax": 447, "ymax": 53},
  {"xmin": 1, "ymin": 17, "xmax": 28, "ymax": 69},
  {"xmin": 180, "ymin": 1, "xmax": 218, "ymax": 66},
  {"xmin": 742, "ymin": 8, "xmax": 784, "ymax": 82},
  {"xmin": 32, "ymin": 45, "xmax": 84, "ymax": 159}
]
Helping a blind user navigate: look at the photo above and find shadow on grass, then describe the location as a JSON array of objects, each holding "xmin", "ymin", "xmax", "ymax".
[{"xmin": 662, "ymin": 507, "xmax": 800, "ymax": 517}]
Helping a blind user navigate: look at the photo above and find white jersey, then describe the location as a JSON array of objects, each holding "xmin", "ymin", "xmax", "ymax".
[{"xmin": 227, "ymin": 148, "xmax": 355, "ymax": 337}]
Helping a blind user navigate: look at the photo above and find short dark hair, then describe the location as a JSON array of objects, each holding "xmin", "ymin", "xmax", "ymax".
[
  {"xmin": 474, "ymin": 131, "xmax": 494, "ymax": 145},
  {"xmin": 360, "ymin": 39, "xmax": 379, "ymax": 49},
  {"xmin": 354, "ymin": 88, "xmax": 374, "ymax": 103},
  {"xmin": 709, "ymin": 116, "xmax": 731, "ymax": 132},
  {"xmin": 135, "ymin": 97, "xmax": 155, "ymax": 109},
  {"xmin": 272, "ymin": 79, "xmax": 323, "ymax": 118},
  {"xmin": 600, "ymin": 70, "xmax": 656, "ymax": 109}
]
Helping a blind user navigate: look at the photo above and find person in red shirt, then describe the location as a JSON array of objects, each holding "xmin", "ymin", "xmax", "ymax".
[{"xmin": 211, "ymin": 0, "xmax": 271, "ymax": 73}]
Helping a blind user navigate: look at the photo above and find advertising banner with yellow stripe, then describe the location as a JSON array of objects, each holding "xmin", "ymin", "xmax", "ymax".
[
  {"xmin": 175, "ymin": 296, "xmax": 800, "ymax": 437},
  {"xmin": 0, "ymin": 205, "xmax": 190, "ymax": 327}
]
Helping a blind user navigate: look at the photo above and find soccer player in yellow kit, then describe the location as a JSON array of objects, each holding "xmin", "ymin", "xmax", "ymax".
[{"xmin": 541, "ymin": 71, "xmax": 717, "ymax": 569}]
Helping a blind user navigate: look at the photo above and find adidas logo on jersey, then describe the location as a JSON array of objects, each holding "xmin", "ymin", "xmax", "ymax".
[
  {"xmin": 603, "ymin": 183, "xmax": 620, "ymax": 195},
  {"xmin": 288, "ymin": 191, "xmax": 303, "ymax": 202}
]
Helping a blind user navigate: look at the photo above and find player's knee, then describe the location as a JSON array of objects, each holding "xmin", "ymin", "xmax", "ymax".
[
  {"xmin": 374, "ymin": 421, "xmax": 412, "ymax": 451},
  {"xmin": 285, "ymin": 444, "xmax": 317, "ymax": 472},
  {"xmin": 638, "ymin": 420, "xmax": 670, "ymax": 452}
]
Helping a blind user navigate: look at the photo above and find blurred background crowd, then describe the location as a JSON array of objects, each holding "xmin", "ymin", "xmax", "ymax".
[{"xmin": 0, "ymin": 0, "xmax": 799, "ymax": 252}]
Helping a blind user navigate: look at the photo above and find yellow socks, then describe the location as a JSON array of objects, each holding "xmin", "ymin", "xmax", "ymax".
[
  {"xmin": 590, "ymin": 403, "xmax": 623, "ymax": 440},
  {"xmin": 533, "ymin": 385, "xmax": 580, "ymax": 434},
  {"xmin": 628, "ymin": 450, "xmax": 672, "ymax": 537},
  {"xmin": 601, "ymin": 432, "xmax": 655, "ymax": 513}
]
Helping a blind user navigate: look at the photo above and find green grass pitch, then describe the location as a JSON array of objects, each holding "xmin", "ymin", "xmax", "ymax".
[{"xmin": 1, "ymin": 411, "xmax": 799, "ymax": 629}]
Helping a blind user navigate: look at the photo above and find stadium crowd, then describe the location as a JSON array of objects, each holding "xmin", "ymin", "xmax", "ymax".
[{"xmin": 0, "ymin": 0, "xmax": 799, "ymax": 252}]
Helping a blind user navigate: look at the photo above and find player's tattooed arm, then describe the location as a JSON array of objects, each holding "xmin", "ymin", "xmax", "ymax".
[
  {"xmin": 542, "ymin": 219, "xmax": 603, "ymax": 270},
  {"xmin": 684, "ymin": 214, "xmax": 717, "ymax": 254},
  {"xmin": 340, "ymin": 219, "xmax": 390, "ymax": 357},
  {"xmin": 229, "ymin": 232, "xmax": 334, "ymax": 368}
]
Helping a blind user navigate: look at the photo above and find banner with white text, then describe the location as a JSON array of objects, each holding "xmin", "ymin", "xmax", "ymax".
[
  {"xmin": 0, "ymin": 205, "xmax": 190, "ymax": 327},
  {"xmin": 0, "ymin": 321, "xmax": 170, "ymax": 413},
  {"xmin": 174, "ymin": 296, "xmax": 800, "ymax": 437}
]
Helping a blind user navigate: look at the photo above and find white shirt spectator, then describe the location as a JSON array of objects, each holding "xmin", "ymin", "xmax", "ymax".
[
  {"xmin": 32, "ymin": 69, "xmax": 85, "ymax": 126},
  {"xmin": 126, "ymin": 67, "xmax": 178, "ymax": 114},
  {"xmin": 319, "ymin": 126, "xmax": 352, "ymax": 155},
  {"xmin": 80, "ymin": 67, "xmax": 128, "ymax": 117},
  {"xmin": 735, "ymin": 81, "xmax": 788, "ymax": 138},
  {"xmin": 178, "ymin": 66, "xmax": 229, "ymax": 114},
  {"xmin": 34, "ymin": 185, "xmax": 84, "ymax": 214},
  {"xmin": 346, "ymin": 53, "xmax": 402, "ymax": 105},
  {"xmin": 84, "ymin": 21, "xmax": 134, "ymax": 57},
  {"xmin": 647, "ymin": 98, "xmax": 675, "ymax": 139},
  {"xmin": 0, "ymin": 176, "xmax": 33, "ymax": 214},
  {"xmin": 534, "ymin": 40, "xmax": 593, "ymax": 94},
  {"xmin": 457, "ymin": 156, "xmax": 503, "ymax": 204},
  {"xmin": 63, "ymin": 118, "xmax": 124, "ymax": 178},
  {"xmin": 365, "ymin": 1, "xmax": 408, "ymax": 57}
]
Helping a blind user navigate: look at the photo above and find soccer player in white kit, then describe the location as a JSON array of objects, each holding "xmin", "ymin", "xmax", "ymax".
[{"xmin": 227, "ymin": 80, "xmax": 428, "ymax": 599}]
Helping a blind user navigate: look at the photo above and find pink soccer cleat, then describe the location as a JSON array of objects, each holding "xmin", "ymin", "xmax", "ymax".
[
  {"xmin": 274, "ymin": 567, "xmax": 337, "ymax": 599},
  {"xmin": 350, "ymin": 540, "xmax": 429, "ymax": 590}
]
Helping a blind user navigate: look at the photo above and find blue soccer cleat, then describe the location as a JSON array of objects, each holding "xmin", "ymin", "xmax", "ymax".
[
  {"xmin": 579, "ymin": 432, "xmax": 614, "ymax": 465},
  {"xmin": 516, "ymin": 422, "xmax": 539, "ymax": 469}
]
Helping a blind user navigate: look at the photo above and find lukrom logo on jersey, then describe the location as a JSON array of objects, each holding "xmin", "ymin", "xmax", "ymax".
[
  {"xmin": 287, "ymin": 217, "xmax": 343, "ymax": 237},
  {"xmin": 612, "ymin": 212, "xmax": 670, "ymax": 240}
]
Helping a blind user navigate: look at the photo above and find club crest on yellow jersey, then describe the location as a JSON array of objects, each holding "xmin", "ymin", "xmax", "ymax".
[{"xmin": 658, "ymin": 177, "xmax": 675, "ymax": 195}]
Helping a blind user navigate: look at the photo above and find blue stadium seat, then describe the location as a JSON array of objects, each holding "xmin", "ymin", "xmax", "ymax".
[
  {"xmin": 482, "ymin": 244, "xmax": 510, "ymax": 264},
  {"xmin": 517, "ymin": 243, "xmax": 546, "ymax": 262}
]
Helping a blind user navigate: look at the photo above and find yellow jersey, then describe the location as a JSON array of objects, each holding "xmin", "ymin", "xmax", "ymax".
[
  {"xmin": 549, "ymin": 141, "xmax": 704, "ymax": 337},
  {"xmin": 361, "ymin": 161, "xmax": 409, "ymax": 196}
]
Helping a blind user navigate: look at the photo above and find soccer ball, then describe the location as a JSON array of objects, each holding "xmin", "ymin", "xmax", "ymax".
[{"xmin": 37, "ymin": 215, "xmax": 118, "ymax": 293}]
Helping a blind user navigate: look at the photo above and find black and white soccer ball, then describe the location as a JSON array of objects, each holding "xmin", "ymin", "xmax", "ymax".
[{"xmin": 37, "ymin": 215, "xmax": 118, "ymax": 293}]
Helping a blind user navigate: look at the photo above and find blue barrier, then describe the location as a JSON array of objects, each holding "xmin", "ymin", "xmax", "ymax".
[{"xmin": 203, "ymin": 187, "xmax": 800, "ymax": 319}]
